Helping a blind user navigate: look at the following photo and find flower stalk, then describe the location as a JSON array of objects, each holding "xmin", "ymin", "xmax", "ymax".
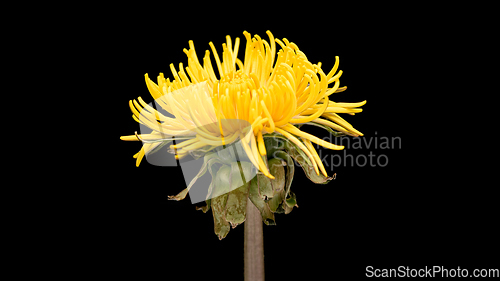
[{"xmin": 244, "ymin": 197, "xmax": 265, "ymax": 281}]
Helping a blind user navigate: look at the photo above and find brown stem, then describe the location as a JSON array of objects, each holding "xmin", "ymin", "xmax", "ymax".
[{"xmin": 244, "ymin": 198, "xmax": 264, "ymax": 281}]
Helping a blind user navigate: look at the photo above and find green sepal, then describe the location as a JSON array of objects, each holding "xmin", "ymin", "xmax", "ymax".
[
  {"xmin": 273, "ymin": 150, "xmax": 295, "ymax": 198},
  {"xmin": 248, "ymin": 176, "xmax": 276, "ymax": 225},
  {"xmin": 224, "ymin": 162, "xmax": 252, "ymax": 228},
  {"xmin": 283, "ymin": 191, "xmax": 298, "ymax": 214},
  {"xmin": 212, "ymin": 165, "xmax": 232, "ymax": 199},
  {"xmin": 211, "ymin": 193, "xmax": 230, "ymax": 240},
  {"xmin": 225, "ymin": 184, "xmax": 248, "ymax": 228},
  {"xmin": 256, "ymin": 155, "xmax": 273, "ymax": 199},
  {"xmin": 263, "ymin": 133, "xmax": 286, "ymax": 156},
  {"xmin": 257, "ymin": 174, "xmax": 273, "ymax": 199},
  {"xmin": 210, "ymin": 165, "xmax": 234, "ymax": 239},
  {"xmin": 195, "ymin": 198, "xmax": 211, "ymax": 213},
  {"xmin": 229, "ymin": 161, "xmax": 255, "ymax": 191},
  {"xmin": 266, "ymin": 158, "xmax": 286, "ymax": 212}
]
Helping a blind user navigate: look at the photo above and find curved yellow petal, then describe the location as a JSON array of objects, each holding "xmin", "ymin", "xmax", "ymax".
[{"xmin": 274, "ymin": 127, "xmax": 319, "ymax": 176}]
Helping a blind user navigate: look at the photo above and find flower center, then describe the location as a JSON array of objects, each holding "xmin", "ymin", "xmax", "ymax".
[
  {"xmin": 220, "ymin": 70, "xmax": 248, "ymax": 84},
  {"xmin": 217, "ymin": 70, "xmax": 259, "ymax": 96}
]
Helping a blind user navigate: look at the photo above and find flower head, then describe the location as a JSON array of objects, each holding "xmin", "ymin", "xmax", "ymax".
[{"xmin": 121, "ymin": 30, "xmax": 365, "ymax": 179}]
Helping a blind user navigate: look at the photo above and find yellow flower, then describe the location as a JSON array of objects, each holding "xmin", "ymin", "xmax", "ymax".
[{"xmin": 121, "ymin": 30, "xmax": 365, "ymax": 179}]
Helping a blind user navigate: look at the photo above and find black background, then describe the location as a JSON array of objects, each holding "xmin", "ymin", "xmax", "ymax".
[{"xmin": 96, "ymin": 11, "xmax": 498, "ymax": 279}]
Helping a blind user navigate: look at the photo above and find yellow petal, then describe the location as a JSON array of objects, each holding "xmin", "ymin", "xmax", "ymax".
[
  {"xmin": 329, "ymin": 100, "xmax": 366, "ymax": 108},
  {"xmin": 257, "ymin": 131, "xmax": 266, "ymax": 156},
  {"xmin": 283, "ymin": 124, "xmax": 344, "ymax": 150},
  {"xmin": 289, "ymin": 96, "xmax": 329, "ymax": 124},
  {"xmin": 274, "ymin": 127, "xmax": 319, "ymax": 176},
  {"xmin": 303, "ymin": 138, "xmax": 328, "ymax": 177}
]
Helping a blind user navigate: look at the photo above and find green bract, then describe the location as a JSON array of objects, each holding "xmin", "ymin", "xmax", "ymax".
[{"xmin": 170, "ymin": 133, "xmax": 338, "ymax": 239}]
